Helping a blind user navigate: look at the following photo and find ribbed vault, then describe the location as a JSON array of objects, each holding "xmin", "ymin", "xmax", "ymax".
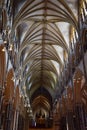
[{"xmin": 12, "ymin": 0, "xmax": 78, "ymax": 116}]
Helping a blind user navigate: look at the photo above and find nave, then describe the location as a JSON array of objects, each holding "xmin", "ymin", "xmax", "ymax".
[{"xmin": 0, "ymin": 0, "xmax": 87, "ymax": 130}]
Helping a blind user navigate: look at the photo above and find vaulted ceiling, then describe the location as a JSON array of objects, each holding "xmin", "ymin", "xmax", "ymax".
[{"xmin": 2, "ymin": 0, "xmax": 78, "ymax": 117}]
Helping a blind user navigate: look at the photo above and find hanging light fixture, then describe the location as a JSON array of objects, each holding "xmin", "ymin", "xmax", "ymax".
[
  {"xmin": 2, "ymin": 47, "xmax": 6, "ymax": 52},
  {"xmin": 3, "ymin": 40, "xmax": 7, "ymax": 44},
  {"xmin": 11, "ymin": 76, "xmax": 16, "ymax": 82},
  {"xmin": 9, "ymin": 44, "xmax": 13, "ymax": 51},
  {"xmin": 28, "ymin": 103, "xmax": 30, "ymax": 108}
]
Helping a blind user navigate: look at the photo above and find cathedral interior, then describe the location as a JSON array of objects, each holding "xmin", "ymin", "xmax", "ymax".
[{"xmin": 0, "ymin": 0, "xmax": 87, "ymax": 130}]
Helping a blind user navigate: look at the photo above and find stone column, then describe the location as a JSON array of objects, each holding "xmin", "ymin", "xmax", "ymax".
[
  {"xmin": 4, "ymin": 102, "xmax": 13, "ymax": 130},
  {"xmin": 74, "ymin": 103, "xmax": 86, "ymax": 130},
  {"xmin": 66, "ymin": 111, "xmax": 75, "ymax": 130}
]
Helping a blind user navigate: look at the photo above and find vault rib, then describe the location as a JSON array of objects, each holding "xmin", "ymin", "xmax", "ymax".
[{"xmin": 40, "ymin": 0, "xmax": 47, "ymax": 87}]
